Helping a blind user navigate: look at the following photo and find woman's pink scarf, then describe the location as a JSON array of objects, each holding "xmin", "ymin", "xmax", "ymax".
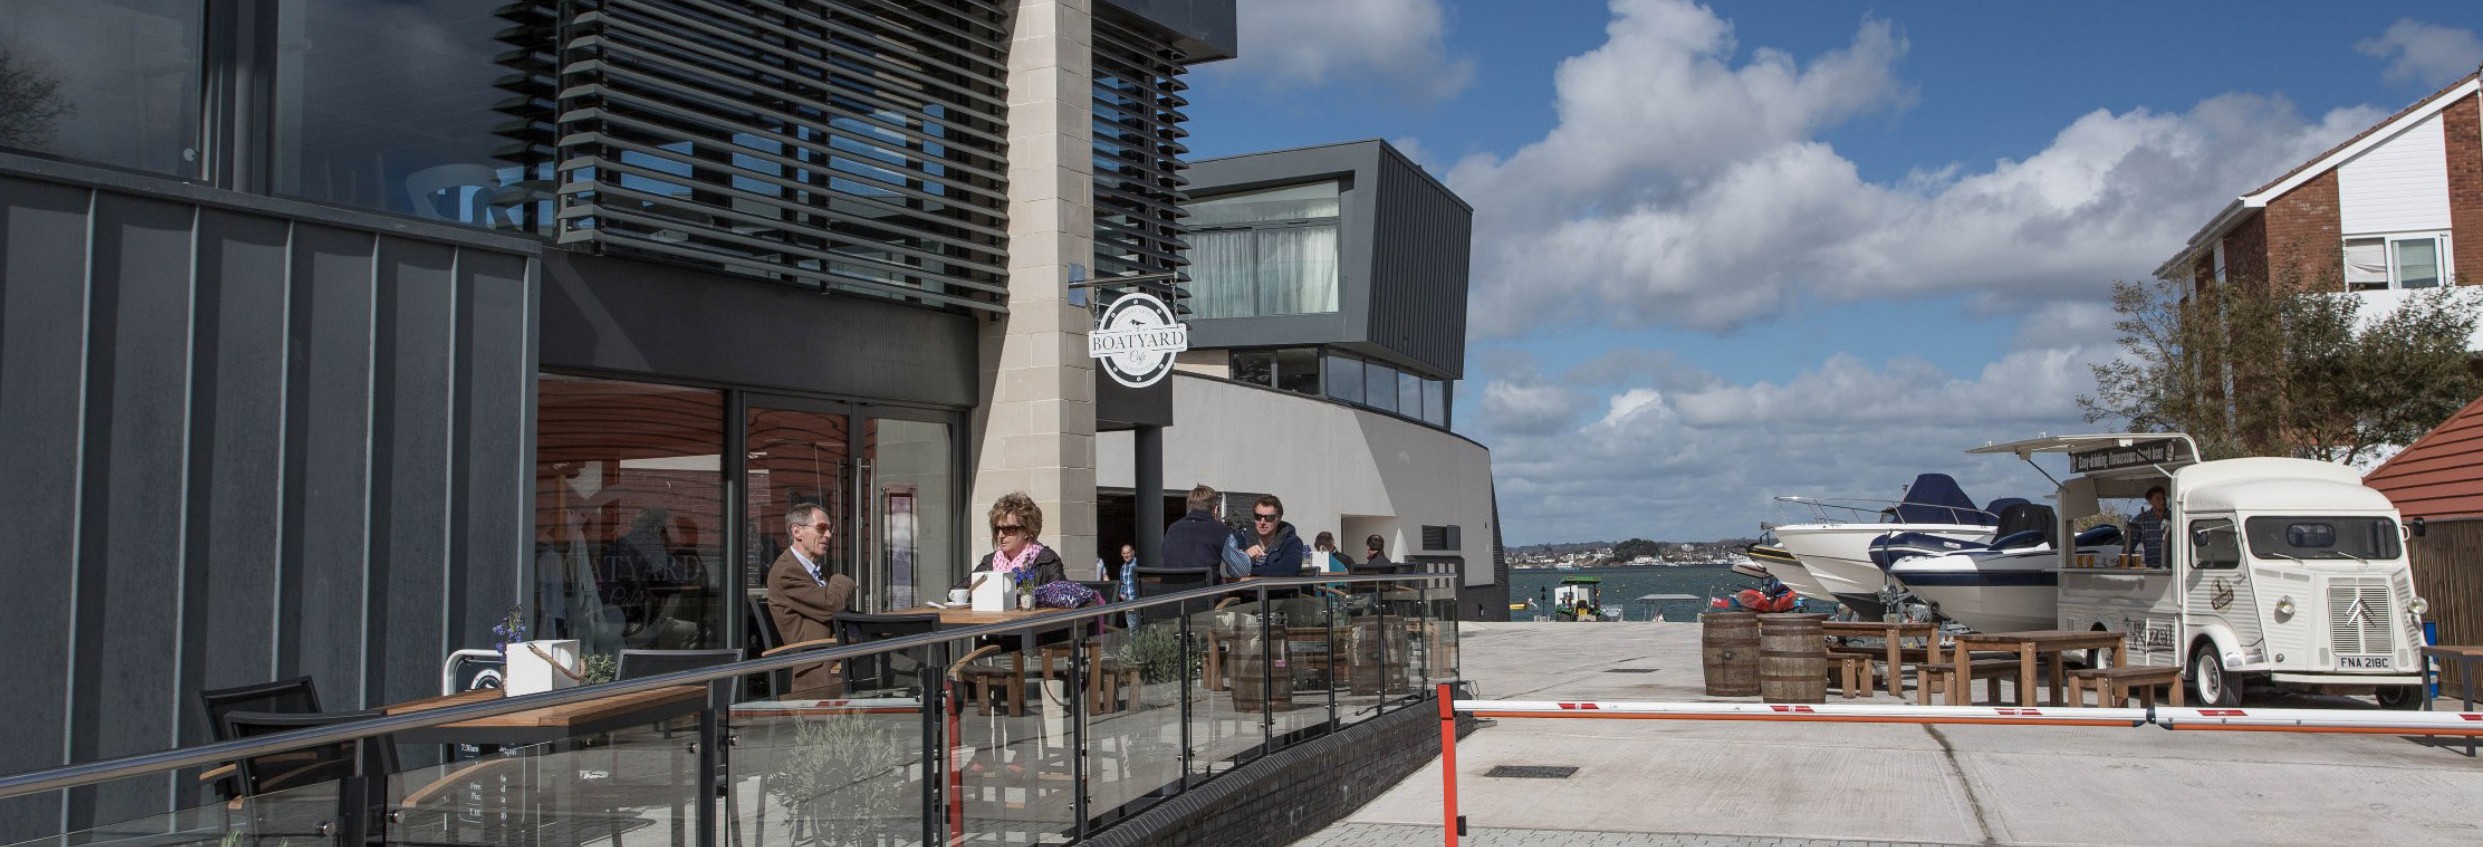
[{"xmin": 995, "ymin": 541, "xmax": 1045, "ymax": 579}]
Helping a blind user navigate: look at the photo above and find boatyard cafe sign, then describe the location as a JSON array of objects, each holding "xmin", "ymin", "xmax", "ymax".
[
  {"xmin": 2070, "ymin": 439, "xmax": 2185, "ymax": 474},
  {"xmin": 1089, "ymin": 292, "xmax": 1189, "ymax": 388}
]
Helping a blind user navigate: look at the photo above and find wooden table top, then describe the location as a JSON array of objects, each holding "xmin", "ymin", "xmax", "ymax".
[
  {"xmin": 1821, "ymin": 621, "xmax": 1940, "ymax": 637},
  {"xmin": 2422, "ymin": 644, "xmax": 2483, "ymax": 659},
  {"xmin": 385, "ymin": 685, "xmax": 705, "ymax": 729},
  {"xmin": 1956, "ymin": 630, "xmax": 2125, "ymax": 649},
  {"xmin": 892, "ymin": 605, "xmax": 1080, "ymax": 627}
]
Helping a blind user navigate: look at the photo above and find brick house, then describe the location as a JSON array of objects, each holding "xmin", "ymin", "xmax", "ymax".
[{"xmin": 2156, "ymin": 72, "xmax": 2480, "ymax": 292}]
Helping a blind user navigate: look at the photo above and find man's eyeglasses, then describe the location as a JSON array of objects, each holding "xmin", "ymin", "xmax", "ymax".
[{"xmin": 1252, "ymin": 513, "xmax": 1279, "ymax": 523}]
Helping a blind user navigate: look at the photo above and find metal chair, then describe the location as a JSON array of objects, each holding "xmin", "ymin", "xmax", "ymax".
[
  {"xmin": 220, "ymin": 710, "xmax": 515, "ymax": 846},
  {"xmin": 198, "ymin": 677, "xmax": 322, "ymax": 801},
  {"xmin": 830, "ymin": 612, "xmax": 942, "ymax": 695}
]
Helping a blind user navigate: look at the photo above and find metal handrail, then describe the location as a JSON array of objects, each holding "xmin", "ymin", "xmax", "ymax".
[
  {"xmin": 1772, "ymin": 495, "xmax": 1994, "ymax": 525},
  {"xmin": 0, "ymin": 571, "xmax": 1455, "ymax": 799}
]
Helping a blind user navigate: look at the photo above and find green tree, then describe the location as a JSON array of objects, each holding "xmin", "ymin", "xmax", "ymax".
[{"xmin": 2080, "ymin": 263, "xmax": 2480, "ymax": 464}]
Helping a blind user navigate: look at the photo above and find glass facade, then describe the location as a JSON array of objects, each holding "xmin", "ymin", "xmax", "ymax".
[
  {"xmin": 1221, "ymin": 347, "xmax": 1449, "ymax": 430},
  {"xmin": 0, "ymin": 0, "xmax": 202, "ymax": 177},
  {"xmin": 273, "ymin": 0, "xmax": 547, "ymax": 229},
  {"xmin": 538, "ymin": 373, "xmax": 959, "ymax": 659},
  {"xmin": 1188, "ymin": 181, "xmax": 1343, "ymax": 318}
]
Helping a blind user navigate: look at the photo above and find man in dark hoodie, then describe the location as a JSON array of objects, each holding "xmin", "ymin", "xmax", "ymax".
[
  {"xmin": 1242, "ymin": 494, "xmax": 1306, "ymax": 578},
  {"xmin": 1160, "ymin": 484, "xmax": 1230, "ymax": 573}
]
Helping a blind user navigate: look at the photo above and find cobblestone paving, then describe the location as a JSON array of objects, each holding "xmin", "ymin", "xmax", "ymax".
[{"xmin": 1292, "ymin": 822, "xmax": 1976, "ymax": 847}]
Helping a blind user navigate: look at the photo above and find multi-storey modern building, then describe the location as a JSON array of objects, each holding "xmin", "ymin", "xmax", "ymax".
[
  {"xmin": 0, "ymin": 0, "xmax": 1230, "ymax": 837},
  {"xmin": 1096, "ymin": 140, "xmax": 1508, "ymax": 620}
]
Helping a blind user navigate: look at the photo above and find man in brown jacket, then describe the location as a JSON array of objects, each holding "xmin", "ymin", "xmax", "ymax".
[{"xmin": 766, "ymin": 503, "xmax": 855, "ymax": 697}]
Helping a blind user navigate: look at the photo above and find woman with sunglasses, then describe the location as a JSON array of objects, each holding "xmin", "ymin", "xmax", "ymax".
[{"xmin": 957, "ymin": 491, "xmax": 1066, "ymax": 591}]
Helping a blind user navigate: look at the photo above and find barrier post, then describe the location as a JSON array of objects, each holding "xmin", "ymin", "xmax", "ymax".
[{"xmin": 1438, "ymin": 681, "xmax": 1458, "ymax": 846}]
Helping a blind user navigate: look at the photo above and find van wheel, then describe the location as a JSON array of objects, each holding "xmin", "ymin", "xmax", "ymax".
[
  {"xmin": 2375, "ymin": 686, "xmax": 2426, "ymax": 710},
  {"xmin": 2191, "ymin": 643, "xmax": 2243, "ymax": 707}
]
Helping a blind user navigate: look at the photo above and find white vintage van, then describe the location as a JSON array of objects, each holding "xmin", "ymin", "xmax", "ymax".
[{"xmin": 1972, "ymin": 434, "xmax": 2430, "ymax": 707}]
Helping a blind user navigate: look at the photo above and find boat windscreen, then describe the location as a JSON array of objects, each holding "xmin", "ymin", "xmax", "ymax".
[{"xmin": 1894, "ymin": 473, "xmax": 1989, "ymax": 524}]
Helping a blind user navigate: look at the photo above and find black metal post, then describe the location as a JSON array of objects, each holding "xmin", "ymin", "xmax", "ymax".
[
  {"xmin": 1258, "ymin": 586, "xmax": 1274, "ymax": 754},
  {"xmin": 1135, "ymin": 425, "xmax": 1165, "ymax": 571},
  {"xmin": 1072, "ymin": 633, "xmax": 1090, "ymax": 840},
  {"xmin": 1178, "ymin": 598, "xmax": 1195, "ymax": 789},
  {"xmin": 697, "ymin": 684, "xmax": 723, "ymax": 847},
  {"xmin": 920, "ymin": 663, "xmax": 944, "ymax": 846}
]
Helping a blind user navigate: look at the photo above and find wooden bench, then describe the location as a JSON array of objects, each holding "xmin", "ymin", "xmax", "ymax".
[
  {"xmin": 1827, "ymin": 645, "xmax": 1878, "ymax": 699},
  {"xmin": 1919, "ymin": 640, "xmax": 2023, "ymax": 705},
  {"xmin": 2068, "ymin": 665, "xmax": 2184, "ymax": 708}
]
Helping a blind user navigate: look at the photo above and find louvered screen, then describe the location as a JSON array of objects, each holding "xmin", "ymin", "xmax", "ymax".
[
  {"xmin": 1090, "ymin": 13, "xmax": 1191, "ymax": 303},
  {"xmin": 552, "ymin": 0, "xmax": 1014, "ymax": 311}
]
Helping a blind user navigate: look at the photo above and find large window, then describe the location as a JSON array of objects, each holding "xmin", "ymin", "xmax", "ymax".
[
  {"xmin": 536, "ymin": 376, "xmax": 729, "ymax": 655},
  {"xmin": 1188, "ymin": 181, "xmax": 1342, "ymax": 318},
  {"xmin": 1226, "ymin": 346, "xmax": 1453, "ymax": 430},
  {"xmin": 273, "ymin": 0, "xmax": 548, "ymax": 230},
  {"xmin": 2344, "ymin": 235, "xmax": 2448, "ymax": 290},
  {"xmin": 0, "ymin": 0, "xmax": 203, "ymax": 177}
]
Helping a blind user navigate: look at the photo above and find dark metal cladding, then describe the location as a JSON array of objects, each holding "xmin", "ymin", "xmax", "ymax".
[{"xmin": 1091, "ymin": 13, "xmax": 1194, "ymax": 298}]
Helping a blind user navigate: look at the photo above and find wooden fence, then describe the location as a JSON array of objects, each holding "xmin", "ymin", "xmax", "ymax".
[{"xmin": 2409, "ymin": 518, "xmax": 2483, "ymax": 688}]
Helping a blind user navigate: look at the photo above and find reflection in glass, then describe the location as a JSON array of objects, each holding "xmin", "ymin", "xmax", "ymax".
[
  {"xmin": 1422, "ymin": 378, "xmax": 1448, "ymax": 427},
  {"xmin": 1230, "ymin": 350, "xmax": 1273, "ymax": 387},
  {"xmin": 1325, "ymin": 353, "xmax": 1364, "ymax": 404},
  {"xmin": 1363, "ymin": 363, "xmax": 1397, "ymax": 413},
  {"xmin": 1399, "ymin": 372, "xmax": 1422, "ymax": 419},
  {"xmin": 274, "ymin": 0, "xmax": 549, "ymax": 230},
  {"xmin": 1275, "ymin": 348, "xmax": 1321, "ymax": 396},
  {"xmin": 0, "ymin": 0, "xmax": 202, "ymax": 176},
  {"xmin": 535, "ymin": 375, "xmax": 727, "ymax": 659},
  {"xmin": 872, "ymin": 419, "xmax": 954, "ymax": 610}
]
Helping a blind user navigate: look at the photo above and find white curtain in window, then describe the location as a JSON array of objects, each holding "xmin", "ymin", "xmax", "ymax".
[
  {"xmin": 1189, "ymin": 230, "xmax": 1255, "ymax": 317},
  {"xmin": 1256, "ymin": 224, "xmax": 1339, "ymax": 315},
  {"xmin": 2343, "ymin": 239, "xmax": 2388, "ymax": 290}
]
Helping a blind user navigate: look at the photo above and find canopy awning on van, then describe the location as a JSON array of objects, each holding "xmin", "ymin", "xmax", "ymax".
[{"xmin": 1970, "ymin": 433, "xmax": 2200, "ymax": 478}]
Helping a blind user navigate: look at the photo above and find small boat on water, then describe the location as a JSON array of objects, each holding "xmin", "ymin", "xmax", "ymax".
[
  {"xmin": 1773, "ymin": 473, "xmax": 2000, "ymax": 618},
  {"xmin": 1550, "ymin": 575, "xmax": 1607, "ymax": 621}
]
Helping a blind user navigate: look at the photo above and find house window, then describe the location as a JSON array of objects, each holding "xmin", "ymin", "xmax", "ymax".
[
  {"xmin": 0, "ymin": 0, "xmax": 206, "ymax": 178},
  {"xmin": 1186, "ymin": 181, "xmax": 1343, "ymax": 318},
  {"xmin": 2344, "ymin": 235, "xmax": 2449, "ymax": 290},
  {"xmin": 1325, "ymin": 353, "xmax": 1364, "ymax": 404}
]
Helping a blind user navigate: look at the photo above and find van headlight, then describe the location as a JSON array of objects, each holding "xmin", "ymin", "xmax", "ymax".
[
  {"xmin": 2410, "ymin": 596, "xmax": 2430, "ymax": 616},
  {"xmin": 2275, "ymin": 597, "xmax": 2295, "ymax": 620}
]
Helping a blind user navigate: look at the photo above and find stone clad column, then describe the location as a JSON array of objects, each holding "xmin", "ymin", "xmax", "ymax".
[{"xmin": 973, "ymin": 0, "xmax": 1098, "ymax": 572}]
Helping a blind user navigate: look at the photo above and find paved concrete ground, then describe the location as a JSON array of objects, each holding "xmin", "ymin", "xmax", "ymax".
[{"xmin": 1295, "ymin": 622, "xmax": 2483, "ymax": 847}]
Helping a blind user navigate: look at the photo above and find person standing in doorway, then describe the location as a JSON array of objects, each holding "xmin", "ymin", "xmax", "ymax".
[
  {"xmin": 1243, "ymin": 495, "xmax": 1307, "ymax": 578},
  {"xmin": 766, "ymin": 503, "xmax": 857, "ymax": 697},
  {"xmin": 2132, "ymin": 485, "xmax": 2171, "ymax": 567}
]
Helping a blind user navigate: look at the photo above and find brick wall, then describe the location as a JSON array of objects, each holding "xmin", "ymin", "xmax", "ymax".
[
  {"xmin": 2263, "ymin": 169, "xmax": 2343, "ymax": 288},
  {"xmin": 2446, "ymin": 92, "xmax": 2482, "ymax": 285},
  {"xmin": 2222, "ymin": 213, "xmax": 2268, "ymax": 284},
  {"xmin": 1086, "ymin": 701, "xmax": 1478, "ymax": 847}
]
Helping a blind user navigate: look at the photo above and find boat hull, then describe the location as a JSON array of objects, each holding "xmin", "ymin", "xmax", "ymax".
[
  {"xmin": 1888, "ymin": 548, "xmax": 2064, "ymax": 633},
  {"xmin": 1746, "ymin": 543, "xmax": 1835, "ymax": 604},
  {"xmin": 1776, "ymin": 523, "xmax": 1990, "ymax": 617}
]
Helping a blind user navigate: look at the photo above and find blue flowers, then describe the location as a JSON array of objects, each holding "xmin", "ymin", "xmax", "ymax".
[{"xmin": 491, "ymin": 605, "xmax": 528, "ymax": 651}]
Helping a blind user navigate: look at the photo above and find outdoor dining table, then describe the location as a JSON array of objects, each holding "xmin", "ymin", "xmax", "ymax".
[
  {"xmin": 1951, "ymin": 629, "xmax": 2126, "ymax": 707},
  {"xmin": 386, "ymin": 685, "xmax": 708, "ymax": 747},
  {"xmin": 1821, "ymin": 620, "xmax": 1940, "ymax": 698},
  {"xmin": 2419, "ymin": 644, "xmax": 2483, "ymax": 755}
]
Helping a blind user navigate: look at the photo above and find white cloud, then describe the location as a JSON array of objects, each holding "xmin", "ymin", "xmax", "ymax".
[
  {"xmin": 1476, "ymin": 345, "xmax": 2116, "ymax": 543},
  {"xmin": 1442, "ymin": 0, "xmax": 2382, "ymax": 337},
  {"xmin": 1214, "ymin": 0, "xmax": 1475, "ymax": 101},
  {"xmin": 2356, "ymin": 19, "xmax": 2483, "ymax": 87}
]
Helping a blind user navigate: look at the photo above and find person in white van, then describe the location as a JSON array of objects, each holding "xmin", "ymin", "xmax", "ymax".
[{"xmin": 2130, "ymin": 485, "xmax": 2169, "ymax": 567}]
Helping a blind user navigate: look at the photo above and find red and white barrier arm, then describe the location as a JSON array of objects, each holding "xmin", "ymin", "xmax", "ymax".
[
  {"xmin": 2155, "ymin": 707, "xmax": 2483, "ymax": 735},
  {"xmin": 1453, "ymin": 699, "xmax": 2148, "ymax": 728}
]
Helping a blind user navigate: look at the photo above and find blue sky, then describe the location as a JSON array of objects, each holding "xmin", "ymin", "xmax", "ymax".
[{"xmin": 1178, "ymin": 0, "xmax": 2483, "ymax": 544}]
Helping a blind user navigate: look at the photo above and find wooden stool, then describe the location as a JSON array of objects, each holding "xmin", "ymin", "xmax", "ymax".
[
  {"xmin": 960, "ymin": 663, "xmax": 1027, "ymax": 717},
  {"xmin": 2068, "ymin": 666, "xmax": 2184, "ymax": 708}
]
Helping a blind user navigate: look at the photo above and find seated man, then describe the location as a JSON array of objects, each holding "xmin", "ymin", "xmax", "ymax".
[{"xmin": 766, "ymin": 503, "xmax": 856, "ymax": 697}]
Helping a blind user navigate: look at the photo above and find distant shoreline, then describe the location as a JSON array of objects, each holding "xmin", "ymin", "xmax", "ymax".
[{"xmin": 1510, "ymin": 563, "xmax": 1738, "ymax": 574}]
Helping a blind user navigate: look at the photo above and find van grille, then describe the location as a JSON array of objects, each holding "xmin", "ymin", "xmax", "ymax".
[{"xmin": 2328, "ymin": 579, "xmax": 2394, "ymax": 656}]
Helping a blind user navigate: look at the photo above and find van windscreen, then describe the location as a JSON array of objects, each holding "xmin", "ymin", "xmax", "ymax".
[{"xmin": 2242, "ymin": 516, "xmax": 2401, "ymax": 561}]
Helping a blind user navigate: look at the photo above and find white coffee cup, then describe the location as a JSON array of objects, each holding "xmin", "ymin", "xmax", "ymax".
[{"xmin": 948, "ymin": 588, "xmax": 971, "ymax": 605}]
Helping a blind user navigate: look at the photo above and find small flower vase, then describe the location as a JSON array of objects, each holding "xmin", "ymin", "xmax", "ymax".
[{"xmin": 504, "ymin": 639, "xmax": 581, "ymax": 696}]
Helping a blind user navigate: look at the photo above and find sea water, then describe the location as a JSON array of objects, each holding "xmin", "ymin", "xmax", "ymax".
[{"xmin": 1510, "ymin": 564, "xmax": 1773, "ymax": 621}]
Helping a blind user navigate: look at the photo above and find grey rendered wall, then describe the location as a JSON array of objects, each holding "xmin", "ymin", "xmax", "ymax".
[{"xmin": 0, "ymin": 163, "xmax": 536, "ymax": 842}]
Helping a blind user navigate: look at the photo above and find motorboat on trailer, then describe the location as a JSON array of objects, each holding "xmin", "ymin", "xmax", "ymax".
[
  {"xmin": 1772, "ymin": 473, "xmax": 1999, "ymax": 619},
  {"xmin": 1876, "ymin": 500, "xmax": 2125, "ymax": 632},
  {"xmin": 1745, "ymin": 528, "xmax": 1835, "ymax": 604}
]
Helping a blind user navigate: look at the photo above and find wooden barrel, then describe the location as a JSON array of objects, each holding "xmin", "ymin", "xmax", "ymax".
[
  {"xmin": 1701, "ymin": 612, "xmax": 1760, "ymax": 697},
  {"xmin": 1758, "ymin": 613, "xmax": 1829, "ymax": 704}
]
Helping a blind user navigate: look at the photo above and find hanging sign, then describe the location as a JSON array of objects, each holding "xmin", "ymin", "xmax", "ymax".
[
  {"xmin": 1089, "ymin": 292, "xmax": 1189, "ymax": 388},
  {"xmin": 2069, "ymin": 439, "xmax": 2186, "ymax": 474}
]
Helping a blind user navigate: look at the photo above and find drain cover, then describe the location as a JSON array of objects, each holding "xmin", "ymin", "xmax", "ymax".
[
  {"xmin": 1603, "ymin": 668, "xmax": 1659, "ymax": 673},
  {"xmin": 1484, "ymin": 765, "xmax": 1579, "ymax": 779}
]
